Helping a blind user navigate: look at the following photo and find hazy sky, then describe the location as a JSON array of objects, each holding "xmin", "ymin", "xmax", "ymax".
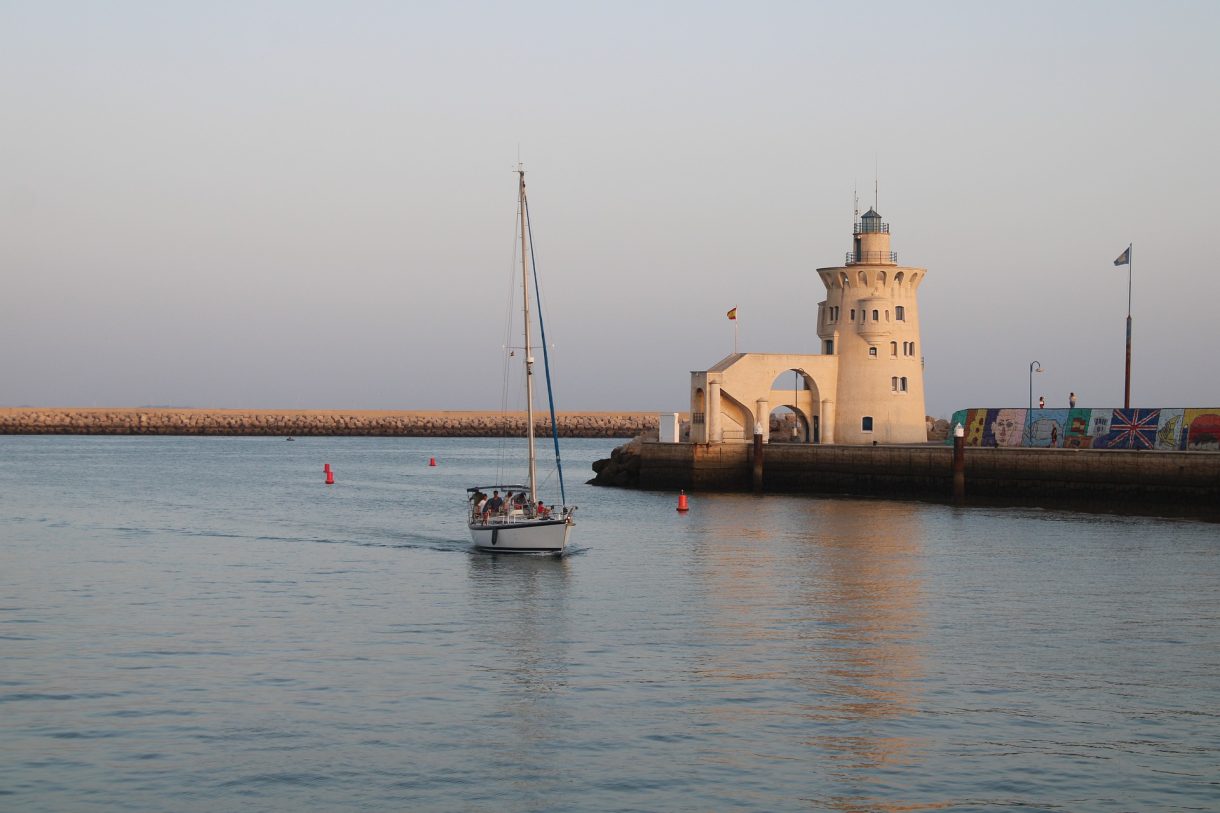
[{"xmin": 4, "ymin": 1, "xmax": 1218, "ymax": 418}]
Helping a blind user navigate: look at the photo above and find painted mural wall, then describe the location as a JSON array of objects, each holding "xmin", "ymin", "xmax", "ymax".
[{"xmin": 946, "ymin": 408, "xmax": 1220, "ymax": 451}]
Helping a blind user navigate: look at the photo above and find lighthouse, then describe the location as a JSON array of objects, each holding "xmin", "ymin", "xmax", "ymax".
[
  {"xmin": 815, "ymin": 207, "xmax": 927, "ymax": 444},
  {"xmin": 687, "ymin": 201, "xmax": 929, "ymax": 446}
]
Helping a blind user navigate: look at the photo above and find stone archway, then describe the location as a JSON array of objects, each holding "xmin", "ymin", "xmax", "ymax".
[
  {"xmin": 769, "ymin": 404, "xmax": 808, "ymax": 442},
  {"xmin": 768, "ymin": 369, "xmax": 821, "ymax": 443},
  {"xmin": 694, "ymin": 353, "xmax": 838, "ymax": 444}
]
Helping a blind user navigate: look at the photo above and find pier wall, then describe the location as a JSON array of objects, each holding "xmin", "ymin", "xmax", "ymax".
[
  {"xmin": 950, "ymin": 406, "xmax": 1220, "ymax": 451},
  {"xmin": 637, "ymin": 441, "xmax": 1220, "ymax": 506},
  {"xmin": 0, "ymin": 408, "xmax": 661, "ymax": 438}
]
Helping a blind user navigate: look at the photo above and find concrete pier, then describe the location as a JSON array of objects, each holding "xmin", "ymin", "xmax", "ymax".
[{"xmin": 602, "ymin": 441, "xmax": 1220, "ymax": 511}]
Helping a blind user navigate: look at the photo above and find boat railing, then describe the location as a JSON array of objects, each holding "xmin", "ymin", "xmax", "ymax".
[{"xmin": 472, "ymin": 508, "xmax": 557, "ymax": 526}]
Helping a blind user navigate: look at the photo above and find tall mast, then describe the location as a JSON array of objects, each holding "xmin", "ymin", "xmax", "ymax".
[{"xmin": 519, "ymin": 166, "xmax": 537, "ymax": 500}]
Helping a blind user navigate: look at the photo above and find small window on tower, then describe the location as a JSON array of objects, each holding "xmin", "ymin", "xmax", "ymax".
[
  {"xmin": 896, "ymin": 305, "xmax": 905, "ymax": 321},
  {"xmin": 890, "ymin": 341, "xmax": 898, "ymax": 357},
  {"xmin": 868, "ymin": 347, "xmax": 877, "ymax": 358},
  {"xmin": 900, "ymin": 376, "xmax": 908, "ymax": 392},
  {"xmin": 891, "ymin": 376, "xmax": 898, "ymax": 392},
  {"xmin": 850, "ymin": 309, "xmax": 856, "ymax": 321},
  {"xmin": 872, "ymin": 309, "xmax": 879, "ymax": 321},
  {"xmin": 824, "ymin": 339, "xmax": 834, "ymax": 355},
  {"xmin": 862, "ymin": 416, "xmax": 874, "ymax": 432}
]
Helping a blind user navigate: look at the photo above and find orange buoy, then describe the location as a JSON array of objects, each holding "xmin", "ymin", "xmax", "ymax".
[
  {"xmin": 429, "ymin": 457, "xmax": 437, "ymax": 467},
  {"xmin": 325, "ymin": 464, "xmax": 334, "ymax": 485},
  {"xmin": 677, "ymin": 490, "xmax": 689, "ymax": 512}
]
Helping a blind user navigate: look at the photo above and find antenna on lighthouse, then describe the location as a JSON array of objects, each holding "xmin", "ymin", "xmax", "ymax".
[
  {"xmin": 853, "ymin": 183, "xmax": 859, "ymax": 221},
  {"xmin": 874, "ymin": 153, "xmax": 879, "ymax": 211}
]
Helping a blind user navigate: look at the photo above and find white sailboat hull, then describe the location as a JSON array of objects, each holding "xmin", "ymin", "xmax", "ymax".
[{"xmin": 469, "ymin": 518, "xmax": 571, "ymax": 554}]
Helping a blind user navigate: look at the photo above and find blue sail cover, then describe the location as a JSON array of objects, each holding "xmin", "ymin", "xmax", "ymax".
[{"xmin": 523, "ymin": 199, "xmax": 567, "ymax": 507}]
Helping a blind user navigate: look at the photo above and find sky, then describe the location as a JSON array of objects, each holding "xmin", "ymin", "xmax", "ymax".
[{"xmin": 3, "ymin": 1, "xmax": 1218, "ymax": 419}]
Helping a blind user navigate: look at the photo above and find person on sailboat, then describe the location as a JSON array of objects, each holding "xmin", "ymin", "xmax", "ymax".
[
  {"xmin": 536, "ymin": 501, "xmax": 550, "ymax": 518},
  {"xmin": 483, "ymin": 491, "xmax": 503, "ymax": 522}
]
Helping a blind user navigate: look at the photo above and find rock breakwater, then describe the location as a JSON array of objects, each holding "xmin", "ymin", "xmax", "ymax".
[{"xmin": 0, "ymin": 408, "xmax": 660, "ymax": 438}]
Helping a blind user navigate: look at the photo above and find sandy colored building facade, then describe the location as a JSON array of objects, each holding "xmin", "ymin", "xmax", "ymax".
[{"xmin": 689, "ymin": 207, "xmax": 927, "ymax": 445}]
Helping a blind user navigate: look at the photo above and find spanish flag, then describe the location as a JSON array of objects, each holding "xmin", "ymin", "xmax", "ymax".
[{"xmin": 726, "ymin": 307, "xmax": 737, "ymax": 320}]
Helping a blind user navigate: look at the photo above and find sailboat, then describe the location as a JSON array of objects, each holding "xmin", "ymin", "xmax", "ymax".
[{"xmin": 467, "ymin": 166, "xmax": 575, "ymax": 554}]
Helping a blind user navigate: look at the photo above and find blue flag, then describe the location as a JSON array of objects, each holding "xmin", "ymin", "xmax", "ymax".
[{"xmin": 1114, "ymin": 247, "xmax": 1130, "ymax": 266}]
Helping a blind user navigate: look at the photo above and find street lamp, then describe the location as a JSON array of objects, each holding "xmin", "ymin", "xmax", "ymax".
[{"xmin": 1029, "ymin": 360, "xmax": 1043, "ymax": 410}]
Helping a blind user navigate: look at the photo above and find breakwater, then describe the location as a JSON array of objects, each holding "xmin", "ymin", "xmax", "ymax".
[
  {"xmin": 0, "ymin": 408, "xmax": 660, "ymax": 438},
  {"xmin": 591, "ymin": 440, "xmax": 1220, "ymax": 512}
]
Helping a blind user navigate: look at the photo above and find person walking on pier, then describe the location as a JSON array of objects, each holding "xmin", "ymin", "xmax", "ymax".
[{"xmin": 1070, "ymin": 392, "xmax": 1077, "ymax": 408}]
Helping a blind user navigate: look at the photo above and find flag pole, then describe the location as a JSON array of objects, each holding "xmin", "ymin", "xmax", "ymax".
[
  {"xmin": 1124, "ymin": 243, "xmax": 1132, "ymax": 409},
  {"xmin": 733, "ymin": 319, "xmax": 738, "ymax": 354}
]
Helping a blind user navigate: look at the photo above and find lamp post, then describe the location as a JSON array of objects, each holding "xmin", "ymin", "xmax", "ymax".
[
  {"xmin": 1029, "ymin": 361, "xmax": 1043, "ymax": 410},
  {"xmin": 953, "ymin": 422, "xmax": 965, "ymax": 502}
]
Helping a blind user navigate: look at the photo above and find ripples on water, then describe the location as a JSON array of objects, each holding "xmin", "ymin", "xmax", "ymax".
[{"xmin": 1, "ymin": 436, "xmax": 1217, "ymax": 812}]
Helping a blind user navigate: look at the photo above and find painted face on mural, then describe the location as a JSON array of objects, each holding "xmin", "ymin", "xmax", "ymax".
[{"xmin": 991, "ymin": 409, "xmax": 1024, "ymax": 446}]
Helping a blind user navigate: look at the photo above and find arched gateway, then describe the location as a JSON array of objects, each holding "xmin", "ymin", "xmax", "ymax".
[{"xmin": 690, "ymin": 354, "xmax": 835, "ymax": 444}]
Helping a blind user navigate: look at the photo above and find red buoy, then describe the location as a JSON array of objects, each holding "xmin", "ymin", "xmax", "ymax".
[
  {"xmin": 677, "ymin": 490, "xmax": 689, "ymax": 512},
  {"xmin": 325, "ymin": 464, "xmax": 334, "ymax": 485},
  {"xmin": 429, "ymin": 457, "xmax": 437, "ymax": 467}
]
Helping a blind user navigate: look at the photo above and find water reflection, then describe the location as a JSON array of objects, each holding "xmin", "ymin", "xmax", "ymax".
[
  {"xmin": 463, "ymin": 554, "xmax": 571, "ymax": 792},
  {"xmin": 686, "ymin": 495, "xmax": 930, "ymax": 809}
]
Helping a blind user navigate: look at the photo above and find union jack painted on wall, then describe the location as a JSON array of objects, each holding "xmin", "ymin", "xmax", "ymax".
[{"xmin": 1095, "ymin": 409, "xmax": 1160, "ymax": 450}]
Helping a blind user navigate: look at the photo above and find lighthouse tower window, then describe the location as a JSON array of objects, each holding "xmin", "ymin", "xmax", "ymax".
[
  {"xmin": 824, "ymin": 339, "xmax": 834, "ymax": 355},
  {"xmin": 862, "ymin": 416, "xmax": 874, "ymax": 432},
  {"xmin": 868, "ymin": 347, "xmax": 877, "ymax": 359},
  {"xmin": 896, "ymin": 305, "xmax": 906, "ymax": 321}
]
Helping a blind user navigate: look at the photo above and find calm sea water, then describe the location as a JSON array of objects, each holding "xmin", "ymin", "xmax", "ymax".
[{"xmin": 1, "ymin": 435, "xmax": 1218, "ymax": 812}]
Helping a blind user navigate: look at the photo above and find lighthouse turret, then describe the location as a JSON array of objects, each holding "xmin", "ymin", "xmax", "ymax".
[{"xmin": 850, "ymin": 208, "xmax": 896, "ymax": 265}]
